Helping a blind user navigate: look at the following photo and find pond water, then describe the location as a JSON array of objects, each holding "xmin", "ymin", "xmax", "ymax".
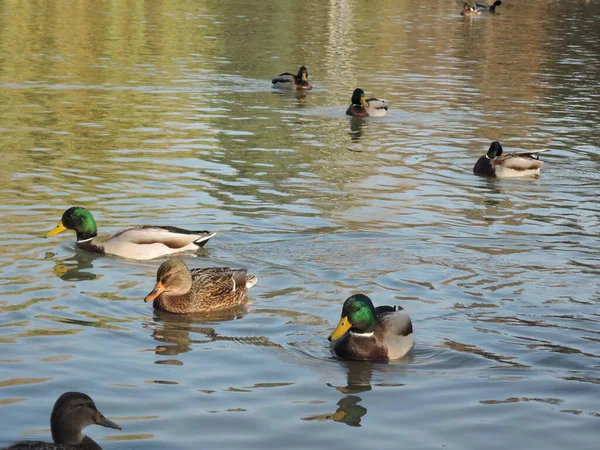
[{"xmin": 1, "ymin": 0, "xmax": 599, "ymax": 449}]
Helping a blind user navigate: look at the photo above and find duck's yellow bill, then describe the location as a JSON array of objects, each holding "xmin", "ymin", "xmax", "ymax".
[
  {"xmin": 360, "ymin": 97, "xmax": 369, "ymax": 108},
  {"xmin": 46, "ymin": 221, "xmax": 67, "ymax": 238},
  {"xmin": 145, "ymin": 281, "xmax": 166, "ymax": 302},
  {"xmin": 301, "ymin": 72, "xmax": 307, "ymax": 81},
  {"xmin": 329, "ymin": 316, "xmax": 352, "ymax": 340}
]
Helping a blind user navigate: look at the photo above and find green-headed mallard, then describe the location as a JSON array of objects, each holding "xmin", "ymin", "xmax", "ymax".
[
  {"xmin": 475, "ymin": 1, "xmax": 502, "ymax": 12},
  {"xmin": 4, "ymin": 392, "xmax": 121, "ymax": 450},
  {"xmin": 461, "ymin": 3, "xmax": 481, "ymax": 15},
  {"xmin": 473, "ymin": 141, "xmax": 549, "ymax": 178},
  {"xmin": 345, "ymin": 88, "xmax": 388, "ymax": 117},
  {"xmin": 144, "ymin": 258, "xmax": 257, "ymax": 314},
  {"xmin": 328, "ymin": 294, "xmax": 414, "ymax": 361},
  {"xmin": 45, "ymin": 207, "xmax": 215, "ymax": 260},
  {"xmin": 271, "ymin": 66, "xmax": 312, "ymax": 90}
]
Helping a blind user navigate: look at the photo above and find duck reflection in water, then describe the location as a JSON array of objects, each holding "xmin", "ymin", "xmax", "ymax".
[
  {"xmin": 146, "ymin": 307, "xmax": 247, "ymax": 357},
  {"xmin": 270, "ymin": 87, "xmax": 310, "ymax": 104},
  {"xmin": 45, "ymin": 251, "xmax": 98, "ymax": 281},
  {"xmin": 348, "ymin": 116, "xmax": 366, "ymax": 144},
  {"xmin": 302, "ymin": 361, "xmax": 373, "ymax": 427}
]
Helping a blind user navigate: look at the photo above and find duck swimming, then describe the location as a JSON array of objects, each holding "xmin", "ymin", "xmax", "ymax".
[
  {"xmin": 45, "ymin": 207, "xmax": 215, "ymax": 260},
  {"xmin": 473, "ymin": 141, "xmax": 549, "ymax": 178},
  {"xmin": 328, "ymin": 294, "xmax": 414, "ymax": 361},
  {"xmin": 144, "ymin": 258, "xmax": 258, "ymax": 314},
  {"xmin": 3, "ymin": 392, "xmax": 121, "ymax": 450},
  {"xmin": 475, "ymin": 1, "xmax": 502, "ymax": 12},
  {"xmin": 461, "ymin": 3, "xmax": 481, "ymax": 15},
  {"xmin": 345, "ymin": 88, "xmax": 389, "ymax": 117},
  {"xmin": 271, "ymin": 66, "xmax": 312, "ymax": 90}
]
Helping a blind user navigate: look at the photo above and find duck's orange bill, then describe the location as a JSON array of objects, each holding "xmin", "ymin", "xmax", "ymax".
[
  {"xmin": 145, "ymin": 281, "xmax": 166, "ymax": 302},
  {"xmin": 329, "ymin": 316, "xmax": 351, "ymax": 341},
  {"xmin": 46, "ymin": 221, "xmax": 67, "ymax": 238},
  {"xmin": 301, "ymin": 72, "xmax": 307, "ymax": 81}
]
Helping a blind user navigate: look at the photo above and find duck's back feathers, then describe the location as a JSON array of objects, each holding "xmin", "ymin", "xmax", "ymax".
[
  {"xmin": 377, "ymin": 307, "xmax": 414, "ymax": 360},
  {"xmin": 271, "ymin": 73, "xmax": 296, "ymax": 87},
  {"xmin": 4, "ymin": 437, "xmax": 101, "ymax": 450},
  {"xmin": 85, "ymin": 227, "xmax": 215, "ymax": 260},
  {"xmin": 365, "ymin": 98, "xmax": 389, "ymax": 117},
  {"xmin": 110, "ymin": 226, "xmax": 214, "ymax": 246},
  {"xmin": 190, "ymin": 267, "xmax": 257, "ymax": 292}
]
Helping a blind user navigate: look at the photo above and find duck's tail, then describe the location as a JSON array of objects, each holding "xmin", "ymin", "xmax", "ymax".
[
  {"xmin": 246, "ymin": 275, "xmax": 258, "ymax": 289},
  {"xmin": 193, "ymin": 232, "xmax": 216, "ymax": 247}
]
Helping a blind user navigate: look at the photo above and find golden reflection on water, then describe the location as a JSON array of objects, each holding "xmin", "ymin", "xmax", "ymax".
[{"xmin": 0, "ymin": 0, "xmax": 599, "ymax": 449}]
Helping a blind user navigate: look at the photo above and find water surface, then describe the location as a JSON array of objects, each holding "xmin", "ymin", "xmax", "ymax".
[{"xmin": 1, "ymin": 0, "xmax": 599, "ymax": 449}]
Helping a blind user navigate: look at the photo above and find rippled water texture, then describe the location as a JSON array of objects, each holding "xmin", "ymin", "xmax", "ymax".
[{"xmin": 1, "ymin": 0, "xmax": 599, "ymax": 448}]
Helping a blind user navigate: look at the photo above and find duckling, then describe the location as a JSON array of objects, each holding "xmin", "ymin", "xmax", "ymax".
[
  {"xmin": 45, "ymin": 207, "xmax": 215, "ymax": 260},
  {"xmin": 271, "ymin": 66, "xmax": 312, "ymax": 90},
  {"xmin": 461, "ymin": 3, "xmax": 481, "ymax": 15},
  {"xmin": 345, "ymin": 88, "xmax": 388, "ymax": 117},
  {"xmin": 475, "ymin": 1, "xmax": 502, "ymax": 12},
  {"xmin": 144, "ymin": 258, "xmax": 257, "ymax": 314},
  {"xmin": 328, "ymin": 294, "xmax": 414, "ymax": 361},
  {"xmin": 3, "ymin": 392, "xmax": 121, "ymax": 450},
  {"xmin": 473, "ymin": 141, "xmax": 550, "ymax": 178}
]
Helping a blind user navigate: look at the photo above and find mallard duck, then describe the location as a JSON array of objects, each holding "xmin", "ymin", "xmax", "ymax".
[
  {"xmin": 473, "ymin": 141, "xmax": 549, "ymax": 178},
  {"xmin": 475, "ymin": 1, "xmax": 502, "ymax": 12},
  {"xmin": 144, "ymin": 258, "xmax": 258, "ymax": 314},
  {"xmin": 4, "ymin": 392, "xmax": 121, "ymax": 450},
  {"xmin": 345, "ymin": 88, "xmax": 388, "ymax": 117},
  {"xmin": 271, "ymin": 66, "xmax": 312, "ymax": 90},
  {"xmin": 328, "ymin": 294, "xmax": 414, "ymax": 361},
  {"xmin": 461, "ymin": 3, "xmax": 481, "ymax": 15},
  {"xmin": 45, "ymin": 207, "xmax": 215, "ymax": 260}
]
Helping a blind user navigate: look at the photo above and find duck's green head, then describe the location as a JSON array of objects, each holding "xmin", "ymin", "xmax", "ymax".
[
  {"xmin": 486, "ymin": 141, "xmax": 503, "ymax": 158},
  {"xmin": 350, "ymin": 88, "xmax": 368, "ymax": 108},
  {"xmin": 298, "ymin": 66, "xmax": 309, "ymax": 82},
  {"xmin": 329, "ymin": 294, "xmax": 377, "ymax": 340},
  {"xmin": 46, "ymin": 207, "xmax": 98, "ymax": 241}
]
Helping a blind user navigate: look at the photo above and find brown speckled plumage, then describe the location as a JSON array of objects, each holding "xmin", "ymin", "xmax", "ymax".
[{"xmin": 145, "ymin": 258, "xmax": 257, "ymax": 314}]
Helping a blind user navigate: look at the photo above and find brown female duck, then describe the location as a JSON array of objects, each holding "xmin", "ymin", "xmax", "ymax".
[
  {"xmin": 3, "ymin": 392, "xmax": 121, "ymax": 450},
  {"xmin": 328, "ymin": 294, "xmax": 413, "ymax": 361},
  {"xmin": 144, "ymin": 258, "xmax": 258, "ymax": 314}
]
